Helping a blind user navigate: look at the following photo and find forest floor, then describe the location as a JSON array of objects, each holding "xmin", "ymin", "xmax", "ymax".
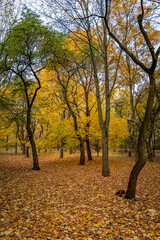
[{"xmin": 0, "ymin": 150, "xmax": 160, "ymax": 240}]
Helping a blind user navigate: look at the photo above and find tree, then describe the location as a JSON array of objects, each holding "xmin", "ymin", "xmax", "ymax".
[
  {"xmin": 49, "ymin": 61, "xmax": 87, "ymax": 165},
  {"xmin": 0, "ymin": 7, "xmax": 57, "ymax": 170},
  {"xmin": 41, "ymin": 0, "xmax": 123, "ymax": 177},
  {"xmin": 105, "ymin": 0, "xmax": 160, "ymax": 199},
  {"xmin": 0, "ymin": 82, "xmax": 27, "ymax": 154}
]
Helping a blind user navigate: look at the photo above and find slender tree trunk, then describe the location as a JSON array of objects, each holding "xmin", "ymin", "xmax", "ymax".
[
  {"xmin": 128, "ymin": 59, "xmax": 138, "ymax": 163},
  {"xmin": 25, "ymin": 146, "xmax": 29, "ymax": 157},
  {"xmin": 27, "ymin": 110, "xmax": 40, "ymax": 170},
  {"xmin": 95, "ymin": 140, "xmax": 100, "ymax": 157},
  {"xmin": 79, "ymin": 137, "xmax": 85, "ymax": 165},
  {"xmin": 102, "ymin": 128, "xmax": 110, "ymax": 177},
  {"xmin": 6, "ymin": 136, "xmax": 9, "ymax": 151},
  {"xmin": 85, "ymin": 5, "xmax": 110, "ymax": 176},
  {"xmin": 15, "ymin": 142, "xmax": 18, "ymax": 154},
  {"xmin": 21, "ymin": 143, "xmax": 25, "ymax": 154},
  {"xmin": 15, "ymin": 132, "xmax": 18, "ymax": 154},
  {"xmin": 60, "ymin": 145, "xmax": 63, "ymax": 158},
  {"xmin": 152, "ymin": 130, "xmax": 156, "ymax": 158}
]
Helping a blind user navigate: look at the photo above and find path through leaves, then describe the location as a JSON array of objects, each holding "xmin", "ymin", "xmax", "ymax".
[{"xmin": 0, "ymin": 152, "xmax": 159, "ymax": 239}]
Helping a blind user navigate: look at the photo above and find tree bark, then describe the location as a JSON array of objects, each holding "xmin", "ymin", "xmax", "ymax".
[
  {"xmin": 15, "ymin": 132, "xmax": 18, "ymax": 154},
  {"xmin": 25, "ymin": 146, "xmax": 29, "ymax": 158},
  {"xmin": 60, "ymin": 145, "xmax": 63, "ymax": 158},
  {"xmin": 21, "ymin": 143, "xmax": 25, "ymax": 154},
  {"xmin": 125, "ymin": 74, "xmax": 156, "ymax": 199},
  {"xmin": 85, "ymin": 8, "xmax": 110, "ymax": 176},
  {"xmin": 6, "ymin": 136, "xmax": 9, "ymax": 151},
  {"xmin": 27, "ymin": 110, "xmax": 40, "ymax": 170},
  {"xmin": 86, "ymin": 138, "xmax": 92, "ymax": 160},
  {"xmin": 102, "ymin": 129, "xmax": 110, "ymax": 177},
  {"xmin": 79, "ymin": 137, "xmax": 85, "ymax": 165}
]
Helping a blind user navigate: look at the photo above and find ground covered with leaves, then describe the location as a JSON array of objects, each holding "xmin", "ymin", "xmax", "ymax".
[{"xmin": 0, "ymin": 151, "xmax": 160, "ymax": 240}]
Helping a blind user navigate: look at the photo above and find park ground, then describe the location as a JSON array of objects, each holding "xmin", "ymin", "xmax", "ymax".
[{"xmin": 0, "ymin": 150, "xmax": 160, "ymax": 240}]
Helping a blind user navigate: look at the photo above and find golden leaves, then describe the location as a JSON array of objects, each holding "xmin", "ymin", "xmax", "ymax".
[{"xmin": 0, "ymin": 152, "xmax": 160, "ymax": 239}]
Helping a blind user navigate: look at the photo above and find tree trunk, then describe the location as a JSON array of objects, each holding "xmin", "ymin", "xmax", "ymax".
[
  {"xmin": 152, "ymin": 130, "xmax": 156, "ymax": 158},
  {"xmin": 29, "ymin": 131, "xmax": 40, "ymax": 170},
  {"xmin": 125, "ymin": 74, "xmax": 155, "ymax": 199},
  {"xmin": 6, "ymin": 136, "xmax": 9, "ymax": 151},
  {"xmin": 21, "ymin": 143, "xmax": 25, "ymax": 154},
  {"xmin": 86, "ymin": 138, "xmax": 92, "ymax": 160},
  {"xmin": 95, "ymin": 140, "xmax": 100, "ymax": 157},
  {"xmin": 124, "ymin": 160, "xmax": 146, "ymax": 199},
  {"xmin": 102, "ymin": 129, "xmax": 110, "ymax": 177},
  {"xmin": 125, "ymin": 139, "xmax": 146, "ymax": 199},
  {"xmin": 15, "ymin": 132, "xmax": 18, "ymax": 154},
  {"xmin": 15, "ymin": 142, "xmax": 18, "ymax": 154},
  {"xmin": 79, "ymin": 138, "xmax": 85, "ymax": 165},
  {"xmin": 146, "ymin": 140, "xmax": 153, "ymax": 161},
  {"xmin": 27, "ymin": 111, "xmax": 40, "ymax": 170},
  {"xmin": 25, "ymin": 146, "xmax": 29, "ymax": 158},
  {"xmin": 60, "ymin": 145, "xmax": 63, "ymax": 158}
]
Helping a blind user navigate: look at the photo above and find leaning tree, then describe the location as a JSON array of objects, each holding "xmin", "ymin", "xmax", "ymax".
[
  {"xmin": 0, "ymin": 7, "xmax": 59, "ymax": 170},
  {"xmin": 104, "ymin": 0, "xmax": 160, "ymax": 199}
]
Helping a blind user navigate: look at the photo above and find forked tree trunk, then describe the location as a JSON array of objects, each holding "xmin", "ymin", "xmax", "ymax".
[{"xmin": 104, "ymin": 0, "xmax": 159, "ymax": 198}]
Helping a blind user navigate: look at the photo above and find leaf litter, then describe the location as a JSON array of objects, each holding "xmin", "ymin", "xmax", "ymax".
[{"xmin": 0, "ymin": 152, "xmax": 159, "ymax": 239}]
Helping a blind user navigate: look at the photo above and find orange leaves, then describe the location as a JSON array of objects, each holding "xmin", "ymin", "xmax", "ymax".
[{"xmin": 0, "ymin": 151, "xmax": 160, "ymax": 239}]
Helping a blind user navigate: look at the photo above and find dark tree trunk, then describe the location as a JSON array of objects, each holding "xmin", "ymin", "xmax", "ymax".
[
  {"xmin": 152, "ymin": 129, "xmax": 156, "ymax": 157},
  {"xmin": 97, "ymin": 148, "xmax": 100, "ymax": 157},
  {"xmin": 128, "ymin": 142, "xmax": 133, "ymax": 157},
  {"xmin": 25, "ymin": 146, "xmax": 29, "ymax": 158},
  {"xmin": 125, "ymin": 74, "xmax": 155, "ymax": 199},
  {"xmin": 102, "ymin": 129, "xmax": 110, "ymax": 177},
  {"xmin": 104, "ymin": 0, "xmax": 159, "ymax": 198},
  {"xmin": 15, "ymin": 132, "xmax": 18, "ymax": 154},
  {"xmin": 124, "ymin": 160, "xmax": 146, "ymax": 199},
  {"xmin": 79, "ymin": 138, "xmax": 85, "ymax": 165},
  {"xmin": 95, "ymin": 140, "xmax": 100, "ymax": 156},
  {"xmin": 86, "ymin": 138, "xmax": 92, "ymax": 160},
  {"xmin": 21, "ymin": 143, "xmax": 25, "ymax": 154},
  {"xmin": 27, "ymin": 111, "xmax": 40, "ymax": 170},
  {"xmin": 15, "ymin": 142, "xmax": 18, "ymax": 154},
  {"xmin": 146, "ymin": 140, "xmax": 153, "ymax": 161},
  {"xmin": 60, "ymin": 145, "xmax": 63, "ymax": 158},
  {"xmin": 6, "ymin": 136, "xmax": 9, "ymax": 151}
]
